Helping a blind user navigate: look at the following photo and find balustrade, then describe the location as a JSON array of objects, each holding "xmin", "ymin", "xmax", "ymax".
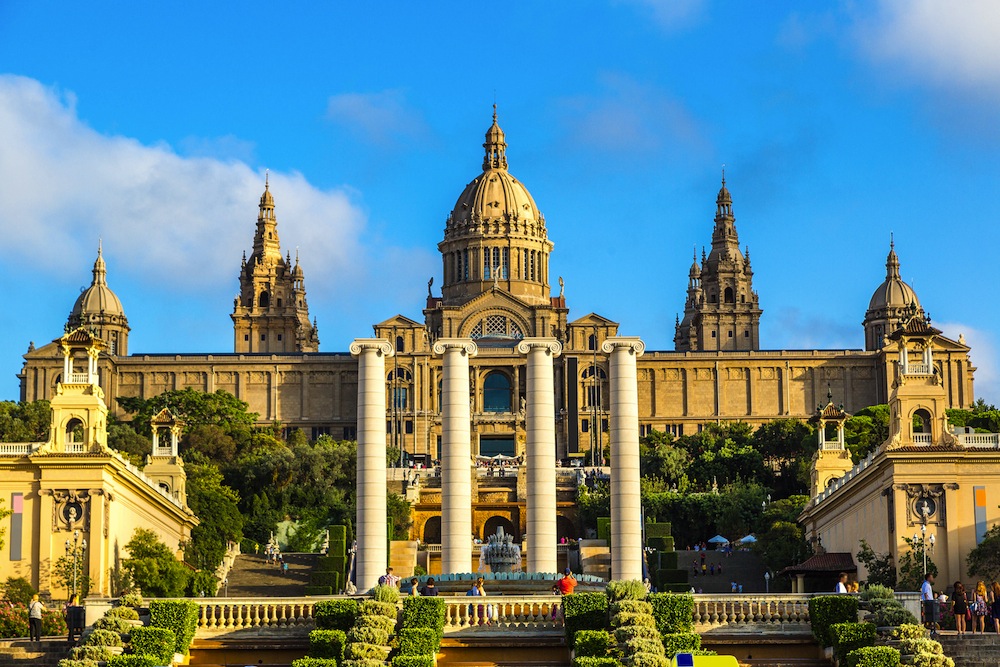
[
  {"xmin": 691, "ymin": 595, "xmax": 811, "ymax": 633},
  {"xmin": 441, "ymin": 595, "xmax": 563, "ymax": 633},
  {"xmin": 194, "ymin": 598, "xmax": 317, "ymax": 634},
  {"xmin": 0, "ymin": 442, "xmax": 39, "ymax": 455}
]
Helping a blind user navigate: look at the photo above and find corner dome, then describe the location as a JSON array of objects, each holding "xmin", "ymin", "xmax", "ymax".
[
  {"xmin": 70, "ymin": 245, "xmax": 126, "ymax": 321},
  {"xmin": 867, "ymin": 243, "xmax": 921, "ymax": 313}
]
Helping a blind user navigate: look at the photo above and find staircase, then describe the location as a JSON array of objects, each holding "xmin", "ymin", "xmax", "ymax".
[
  {"xmin": 937, "ymin": 632, "xmax": 1000, "ymax": 667},
  {"xmin": 675, "ymin": 549, "xmax": 770, "ymax": 593},
  {"xmin": 0, "ymin": 639, "xmax": 69, "ymax": 667},
  {"xmin": 225, "ymin": 553, "xmax": 319, "ymax": 597}
]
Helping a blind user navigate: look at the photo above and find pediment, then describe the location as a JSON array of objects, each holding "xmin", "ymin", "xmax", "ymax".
[
  {"xmin": 373, "ymin": 314, "xmax": 424, "ymax": 329},
  {"xmin": 452, "ymin": 288, "xmax": 536, "ymax": 318},
  {"xmin": 570, "ymin": 312, "xmax": 620, "ymax": 327}
]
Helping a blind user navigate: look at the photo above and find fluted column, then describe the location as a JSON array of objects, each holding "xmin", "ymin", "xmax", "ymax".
[
  {"xmin": 433, "ymin": 338, "xmax": 478, "ymax": 574},
  {"xmin": 602, "ymin": 337, "xmax": 645, "ymax": 582},
  {"xmin": 350, "ymin": 338, "xmax": 394, "ymax": 593},
  {"xmin": 517, "ymin": 338, "xmax": 562, "ymax": 573}
]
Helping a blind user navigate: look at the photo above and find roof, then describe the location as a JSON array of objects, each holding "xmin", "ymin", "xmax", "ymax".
[
  {"xmin": 888, "ymin": 315, "xmax": 943, "ymax": 340},
  {"xmin": 781, "ymin": 552, "xmax": 856, "ymax": 575}
]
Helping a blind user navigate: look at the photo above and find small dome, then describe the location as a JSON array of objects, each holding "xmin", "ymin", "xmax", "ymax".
[
  {"xmin": 70, "ymin": 246, "xmax": 126, "ymax": 320},
  {"xmin": 260, "ymin": 180, "xmax": 274, "ymax": 208},
  {"xmin": 867, "ymin": 244, "xmax": 921, "ymax": 313}
]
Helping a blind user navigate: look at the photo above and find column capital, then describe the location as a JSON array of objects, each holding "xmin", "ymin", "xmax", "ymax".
[
  {"xmin": 516, "ymin": 338, "xmax": 562, "ymax": 357},
  {"xmin": 349, "ymin": 338, "xmax": 394, "ymax": 358},
  {"xmin": 601, "ymin": 336, "xmax": 645, "ymax": 357},
  {"xmin": 432, "ymin": 338, "xmax": 478, "ymax": 357}
]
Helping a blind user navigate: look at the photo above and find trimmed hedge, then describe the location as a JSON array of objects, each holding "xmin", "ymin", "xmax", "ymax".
[
  {"xmin": 564, "ymin": 593, "xmax": 609, "ymax": 643},
  {"xmin": 606, "ymin": 580, "xmax": 647, "ymax": 602},
  {"xmin": 624, "ymin": 653, "xmax": 669, "ymax": 667},
  {"xmin": 308, "ymin": 629, "xmax": 347, "ymax": 661},
  {"xmin": 344, "ymin": 643, "xmax": 390, "ymax": 661},
  {"xmin": 372, "ymin": 585, "xmax": 400, "ymax": 604},
  {"xmin": 306, "ymin": 585, "xmax": 334, "ymax": 596},
  {"xmin": 612, "ymin": 612, "xmax": 656, "ymax": 629},
  {"xmin": 358, "ymin": 600, "xmax": 397, "ymax": 619},
  {"xmin": 830, "ymin": 622, "xmax": 876, "ymax": 662},
  {"xmin": 573, "ymin": 659, "xmax": 619, "ymax": 667},
  {"xmin": 59, "ymin": 660, "xmax": 97, "ymax": 667},
  {"xmin": 70, "ymin": 646, "xmax": 114, "ymax": 661},
  {"xmin": 597, "ymin": 518, "xmax": 611, "ymax": 543},
  {"xmin": 391, "ymin": 657, "xmax": 434, "ymax": 667},
  {"xmin": 808, "ymin": 595, "xmax": 859, "ymax": 647},
  {"xmin": 657, "ymin": 551, "xmax": 679, "ymax": 570},
  {"xmin": 611, "ymin": 600, "xmax": 653, "ymax": 616},
  {"xmin": 291, "ymin": 659, "xmax": 340, "ymax": 667},
  {"xmin": 84, "ymin": 629, "xmax": 123, "ymax": 647},
  {"xmin": 646, "ymin": 523, "xmax": 672, "ymax": 539},
  {"xmin": 357, "ymin": 614, "xmax": 397, "ymax": 634},
  {"xmin": 397, "ymin": 627, "xmax": 438, "ymax": 655},
  {"xmin": 648, "ymin": 593, "xmax": 693, "ymax": 634},
  {"xmin": 346, "ymin": 626, "xmax": 388, "ymax": 646},
  {"xmin": 574, "ymin": 630, "xmax": 613, "ymax": 657},
  {"xmin": 129, "ymin": 626, "xmax": 177, "ymax": 665},
  {"xmin": 93, "ymin": 616, "xmax": 132, "ymax": 634},
  {"xmin": 311, "ymin": 571, "xmax": 340, "ymax": 588},
  {"xmin": 659, "ymin": 583, "xmax": 692, "ymax": 594},
  {"xmin": 661, "ymin": 632, "xmax": 701, "ymax": 658},
  {"xmin": 106, "ymin": 607, "xmax": 140, "ymax": 621},
  {"xmin": 330, "ymin": 525, "xmax": 347, "ymax": 542},
  {"xmin": 342, "ymin": 660, "xmax": 384, "ymax": 667},
  {"xmin": 656, "ymin": 570, "xmax": 687, "ymax": 584},
  {"xmin": 148, "ymin": 600, "xmax": 199, "ymax": 656},
  {"xmin": 615, "ymin": 625, "xmax": 660, "ymax": 643},
  {"xmin": 107, "ymin": 656, "xmax": 158, "ymax": 667},
  {"xmin": 647, "ymin": 537, "xmax": 675, "ymax": 552},
  {"xmin": 624, "ymin": 637, "xmax": 665, "ymax": 656},
  {"xmin": 315, "ymin": 599, "xmax": 359, "ymax": 632},
  {"xmin": 401, "ymin": 596, "xmax": 445, "ymax": 633},
  {"xmin": 845, "ymin": 646, "xmax": 900, "ymax": 667}
]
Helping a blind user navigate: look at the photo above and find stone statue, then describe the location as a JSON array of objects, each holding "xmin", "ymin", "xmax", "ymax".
[
  {"xmin": 427, "ymin": 277, "xmax": 434, "ymax": 298},
  {"xmin": 559, "ymin": 276, "xmax": 565, "ymax": 297}
]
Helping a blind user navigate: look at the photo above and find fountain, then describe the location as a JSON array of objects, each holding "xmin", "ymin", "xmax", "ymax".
[{"xmin": 479, "ymin": 526, "xmax": 522, "ymax": 573}]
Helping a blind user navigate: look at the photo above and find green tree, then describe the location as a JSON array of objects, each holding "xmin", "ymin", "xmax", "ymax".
[
  {"xmin": 117, "ymin": 388, "xmax": 258, "ymax": 436},
  {"xmin": 967, "ymin": 524, "xmax": 1000, "ymax": 582},
  {"xmin": 755, "ymin": 520, "xmax": 811, "ymax": 576},
  {"xmin": 184, "ymin": 462, "xmax": 243, "ymax": 571},
  {"xmin": 122, "ymin": 528, "xmax": 189, "ymax": 598},
  {"xmin": 897, "ymin": 535, "xmax": 938, "ymax": 592},
  {"xmin": 183, "ymin": 424, "xmax": 237, "ymax": 462},
  {"xmin": 640, "ymin": 429, "xmax": 690, "ymax": 482},
  {"xmin": 844, "ymin": 405, "xmax": 889, "ymax": 462},
  {"xmin": 388, "ymin": 492, "xmax": 412, "ymax": 540},
  {"xmin": 856, "ymin": 539, "xmax": 897, "ymax": 588},
  {"xmin": 0, "ymin": 400, "xmax": 50, "ymax": 442},
  {"xmin": 106, "ymin": 419, "xmax": 151, "ymax": 465}
]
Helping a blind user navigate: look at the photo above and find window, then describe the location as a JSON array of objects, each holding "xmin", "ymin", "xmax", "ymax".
[
  {"xmin": 341, "ymin": 426, "xmax": 356, "ymax": 440},
  {"xmin": 405, "ymin": 420, "xmax": 414, "ymax": 434},
  {"xmin": 483, "ymin": 371, "xmax": 513, "ymax": 413},
  {"xmin": 396, "ymin": 335, "xmax": 405, "ymax": 352},
  {"xmin": 244, "ymin": 334, "xmax": 249, "ymax": 341},
  {"xmin": 588, "ymin": 334, "xmax": 597, "ymax": 351},
  {"xmin": 709, "ymin": 292, "xmax": 717, "ymax": 303},
  {"xmin": 277, "ymin": 334, "xmax": 282, "ymax": 341},
  {"xmin": 724, "ymin": 287, "xmax": 735, "ymax": 303},
  {"xmin": 744, "ymin": 331, "xmax": 749, "ymax": 338},
  {"xmin": 463, "ymin": 250, "xmax": 469, "ymax": 280},
  {"xmin": 582, "ymin": 419, "xmax": 589, "ymax": 433},
  {"xmin": 259, "ymin": 291, "xmax": 270, "ymax": 308},
  {"xmin": 711, "ymin": 331, "xmax": 717, "ymax": 338},
  {"xmin": 640, "ymin": 424, "xmax": 653, "ymax": 437},
  {"xmin": 276, "ymin": 298, "xmax": 282, "ymax": 307},
  {"xmin": 502, "ymin": 248, "xmax": 509, "ymax": 279},
  {"xmin": 261, "ymin": 334, "xmax": 267, "ymax": 341},
  {"xmin": 391, "ymin": 388, "xmax": 408, "ymax": 410},
  {"xmin": 728, "ymin": 331, "xmax": 733, "ymax": 338}
]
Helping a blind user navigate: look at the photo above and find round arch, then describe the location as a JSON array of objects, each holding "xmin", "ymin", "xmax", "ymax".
[
  {"xmin": 483, "ymin": 371, "xmax": 513, "ymax": 413},
  {"xmin": 912, "ymin": 407, "xmax": 933, "ymax": 433},
  {"xmin": 482, "ymin": 515, "xmax": 517, "ymax": 541},
  {"xmin": 556, "ymin": 515, "xmax": 577, "ymax": 541},
  {"xmin": 422, "ymin": 516, "xmax": 442, "ymax": 544}
]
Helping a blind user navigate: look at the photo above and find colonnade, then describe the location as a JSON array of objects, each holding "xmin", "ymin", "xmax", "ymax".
[{"xmin": 352, "ymin": 335, "xmax": 644, "ymax": 591}]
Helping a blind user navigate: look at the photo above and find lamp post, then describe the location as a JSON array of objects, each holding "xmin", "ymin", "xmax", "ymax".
[
  {"xmin": 64, "ymin": 529, "xmax": 87, "ymax": 598},
  {"xmin": 764, "ymin": 571, "xmax": 771, "ymax": 594},
  {"xmin": 224, "ymin": 578, "xmax": 229, "ymax": 597}
]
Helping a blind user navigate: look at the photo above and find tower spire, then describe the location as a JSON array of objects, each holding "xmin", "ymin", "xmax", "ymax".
[
  {"xmin": 92, "ymin": 240, "xmax": 107, "ymax": 286},
  {"xmin": 483, "ymin": 104, "xmax": 508, "ymax": 171}
]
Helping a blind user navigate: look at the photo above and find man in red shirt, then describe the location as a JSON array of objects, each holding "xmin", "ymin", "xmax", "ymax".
[{"xmin": 557, "ymin": 568, "xmax": 577, "ymax": 595}]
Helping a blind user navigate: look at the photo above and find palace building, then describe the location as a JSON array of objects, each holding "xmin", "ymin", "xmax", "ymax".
[{"xmin": 17, "ymin": 110, "xmax": 977, "ymax": 468}]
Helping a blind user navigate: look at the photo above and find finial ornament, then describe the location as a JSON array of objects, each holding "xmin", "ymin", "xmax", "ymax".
[
  {"xmin": 265, "ymin": 169, "xmax": 269, "ymax": 188},
  {"xmin": 721, "ymin": 164, "xmax": 726, "ymax": 184},
  {"xmin": 890, "ymin": 231, "xmax": 894, "ymax": 250}
]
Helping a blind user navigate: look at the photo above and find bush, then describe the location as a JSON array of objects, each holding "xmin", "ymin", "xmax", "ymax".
[
  {"xmin": 615, "ymin": 625, "xmax": 660, "ymax": 643},
  {"xmin": 831, "ymin": 622, "xmax": 876, "ymax": 661},
  {"xmin": 871, "ymin": 601, "xmax": 918, "ymax": 627},
  {"xmin": 564, "ymin": 592, "xmax": 609, "ymax": 644},
  {"xmin": 43, "ymin": 608, "xmax": 68, "ymax": 637},
  {"xmin": 846, "ymin": 646, "xmax": 900, "ymax": 667},
  {"xmin": 93, "ymin": 615, "xmax": 132, "ymax": 634},
  {"xmin": 860, "ymin": 584, "xmax": 895, "ymax": 601},
  {"xmin": 606, "ymin": 580, "xmax": 648, "ymax": 602},
  {"xmin": 574, "ymin": 630, "xmax": 613, "ymax": 657},
  {"xmin": 344, "ymin": 643, "xmax": 391, "ymax": 661},
  {"xmin": 107, "ymin": 656, "xmax": 158, "ymax": 667},
  {"xmin": 809, "ymin": 595, "xmax": 859, "ymax": 647},
  {"xmin": 119, "ymin": 592, "xmax": 144, "ymax": 608},
  {"xmin": 624, "ymin": 638, "xmax": 665, "ymax": 656},
  {"xmin": 59, "ymin": 660, "xmax": 98, "ymax": 667},
  {"xmin": 660, "ymin": 632, "xmax": 701, "ymax": 658},
  {"xmin": 656, "ymin": 569, "xmax": 688, "ymax": 584},
  {"xmin": 612, "ymin": 612, "xmax": 656, "ymax": 628},
  {"xmin": 357, "ymin": 614, "xmax": 397, "ymax": 634},
  {"xmin": 292, "ymin": 659, "xmax": 340, "ymax": 667},
  {"xmin": 391, "ymin": 657, "xmax": 435, "ymax": 667},
  {"xmin": 129, "ymin": 626, "xmax": 177, "ymax": 664},
  {"xmin": 305, "ymin": 586, "xmax": 333, "ymax": 596},
  {"xmin": 107, "ymin": 607, "xmax": 141, "ymax": 621},
  {"xmin": 3, "ymin": 577, "xmax": 34, "ymax": 605},
  {"xmin": 315, "ymin": 599, "xmax": 359, "ymax": 631},
  {"xmin": 610, "ymin": 600, "xmax": 653, "ymax": 616},
  {"xmin": 893, "ymin": 624, "xmax": 927, "ymax": 641},
  {"xmin": 372, "ymin": 584, "xmax": 400, "ymax": 604},
  {"xmin": 342, "ymin": 660, "xmax": 386, "ymax": 667},
  {"xmin": 148, "ymin": 600, "xmax": 199, "ymax": 656},
  {"xmin": 308, "ymin": 630, "xmax": 347, "ymax": 661},
  {"xmin": 85, "ymin": 629, "xmax": 123, "ymax": 647},
  {"xmin": 397, "ymin": 627, "xmax": 439, "ymax": 655},
  {"xmin": 188, "ymin": 570, "xmax": 218, "ymax": 597},
  {"xmin": 624, "ymin": 653, "xmax": 669, "ymax": 667},
  {"xmin": 400, "ymin": 596, "xmax": 445, "ymax": 633},
  {"xmin": 573, "ymin": 659, "xmax": 619, "ymax": 667},
  {"xmin": 648, "ymin": 593, "xmax": 694, "ymax": 634},
  {"xmin": 900, "ymin": 638, "xmax": 942, "ymax": 656},
  {"xmin": 0, "ymin": 606, "xmax": 28, "ymax": 639},
  {"xmin": 358, "ymin": 600, "xmax": 397, "ymax": 619},
  {"xmin": 71, "ymin": 646, "xmax": 114, "ymax": 661},
  {"xmin": 346, "ymin": 626, "xmax": 388, "ymax": 646}
]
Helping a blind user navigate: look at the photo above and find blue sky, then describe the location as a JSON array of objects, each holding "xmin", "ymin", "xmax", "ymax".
[{"xmin": 1, "ymin": 1, "xmax": 999, "ymax": 402}]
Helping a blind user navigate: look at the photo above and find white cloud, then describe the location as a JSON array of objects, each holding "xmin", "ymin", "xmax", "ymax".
[
  {"xmin": 857, "ymin": 0, "xmax": 1000, "ymax": 97},
  {"xmin": 326, "ymin": 89, "xmax": 430, "ymax": 146},
  {"xmin": 616, "ymin": 0, "xmax": 706, "ymax": 31},
  {"xmin": 936, "ymin": 322, "xmax": 999, "ymax": 407}
]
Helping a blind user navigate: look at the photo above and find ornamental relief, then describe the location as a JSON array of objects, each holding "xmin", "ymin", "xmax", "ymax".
[
  {"xmin": 46, "ymin": 489, "xmax": 99, "ymax": 533},
  {"xmin": 215, "ymin": 371, "xmax": 237, "ymax": 384},
  {"xmin": 759, "ymin": 367, "xmax": 776, "ymax": 380},
  {"xmin": 183, "ymin": 372, "xmax": 204, "ymax": 384},
  {"xmin": 894, "ymin": 483, "xmax": 956, "ymax": 528},
  {"xmin": 120, "ymin": 373, "xmax": 140, "ymax": 385},
  {"xmin": 249, "ymin": 371, "xmax": 268, "ymax": 383},
  {"xmin": 663, "ymin": 369, "xmax": 681, "ymax": 381},
  {"xmin": 726, "ymin": 368, "xmax": 747, "ymax": 380},
  {"xmin": 694, "ymin": 368, "xmax": 713, "ymax": 381}
]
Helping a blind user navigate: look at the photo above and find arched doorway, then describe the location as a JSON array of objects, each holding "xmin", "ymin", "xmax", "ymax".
[
  {"xmin": 556, "ymin": 515, "xmax": 577, "ymax": 542},
  {"xmin": 423, "ymin": 516, "xmax": 441, "ymax": 544},
  {"xmin": 482, "ymin": 515, "xmax": 516, "ymax": 541}
]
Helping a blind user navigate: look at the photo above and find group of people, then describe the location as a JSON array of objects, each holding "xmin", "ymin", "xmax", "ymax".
[
  {"xmin": 26, "ymin": 592, "xmax": 85, "ymax": 644},
  {"xmin": 835, "ymin": 573, "xmax": 860, "ymax": 594},
  {"xmin": 691, "ymin": 551, "xmax": 724, "ymax": 578},
  {"xmin": 264, "ymin": 545, "xmax": 290, "ymax": 574},
  {"xmin": 921, "ymin": 573, "xmax": 1000, "ymax": 634}
]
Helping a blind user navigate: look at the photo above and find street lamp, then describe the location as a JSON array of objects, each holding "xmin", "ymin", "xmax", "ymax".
[
  {"xmin": 764, "ymin": 571, "xmax": 771, "ymax": 594},
  {"xmin": 224, "ymin": 578, "xmax": 229, "ymax": 597},
  {"xmin": 64, "ymin": 529, "xmax": 87, "ymax": 598}
]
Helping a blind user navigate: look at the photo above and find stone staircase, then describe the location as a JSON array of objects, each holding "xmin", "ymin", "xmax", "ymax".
[
  {"xmin": 0, "ymin": 639, "xmax": 69, "ymax": 667},
  {"xmin": 675, "ymin": 549, "xmax": 770, "ymax": 593},
  {"xmin": 225, "ymin": 552, "xmax": 319, "ymax": 597},
  {"xmin": 937, "ymin": 632, "xmax": 1000, "ymax": 667}
]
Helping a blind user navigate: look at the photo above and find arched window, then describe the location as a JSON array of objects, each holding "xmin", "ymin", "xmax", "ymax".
[
  {"xmin": 259, "ymin": 291, "xmax": 270, "ymax": 308},
  {"xmin": 724, "ymin": 287, "xmax": 735, "ymax": 303},
  {"xmin": 709, "ymin": 292, "xmax": 717, "ymax": 304},
  {"xmin": 66, "ymin": 418, "xmax": 84, "ymax": 451},
  {"xmin": 423, "ymin": 516, "xmax": 442, "ymax": 544},
  {"xmin": 483, "ymin": 516, "xmax": 517, "ymax": 541},
  {"xmin": 395, "ymin": 336, "xmax": 405, "ymax": 352},
  {"xmin": 912, "ymin": 408, "xmax": 932, "ymax": 434},
  {"xmin": 276, "ymin": 298, "xmax": 282, "ymax": 308},
  {"xmin": 483, "ymin": 371, "xmax": 513, "ymax": 413},
  {"xmin": 502, "ymin": 248, "xmax": 509, "ymax": 279}
]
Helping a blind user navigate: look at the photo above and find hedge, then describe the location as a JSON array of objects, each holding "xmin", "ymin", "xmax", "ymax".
[
  {"xmin": 358, "ymin": 600, "xmax": 397, "ymax": 619},
  {"xmin": 657, "ymin": 551, "xmax": 679, "ymax": 570},
  {"xmin": 129, "ymin": 626, "xmax": 177, "ymax": 665},
  {"xmin": 311, "ymin": 571, "xmax": 340, "ymax": 588},
  {"xmin": 344, "ymin": 643, "xmax": 391, "ymax": 661},
  {"xmin": 390, "ymin": 657, "xmax": 434, "ymax": 667},
  {"xmin": 70, "ymin": 646, "xmax": 114, "ymax": 662},
  {"xmin": 808, "ymin": 595, "xmax": 859, "ymax": 647},
  {"xmin": 93, "ymin": 616, "xmax": 133, "ymax": 634},
  {"xmin": 306, "ymin": 585, "xmax": 334, "ymax": 596},
  {"xmin": 597, "ymin": 518, "xmax": 611, "ymax": 543},
  {"xmin": 401, "ymin": 596, "xmax": 445, "ymax": 634},
  {"xmin": 624, "ymin": 653, "xmax": 669, "ymax": 667},
  {"xmin": 656, "ymin": 570, "xmax": 688, "ymax": 584},
  {"xmin": 330, "ymin": 525, "xmax": 347, "ymax": 542},
  {"xmin": 830, "ymin": 622, "xmax": 876, "ymax": 662},
  {"xmin": 148, "ymin": 600, "xmax": 199, "ymax": 656},
  {"xmin": 615, "ymin": 625, "xmax": 660, "ymax": 643},
  {"xmin": 397, "ymin": 627, "xmax": 439, "ymax": 655},
  {"xmin": 291, "ymin": 659, "xmax": 340, "ymax": 667},
  {"xmin": 346, "ymin": 626, "xmax": 388, "ymax": 646},
  {"xmin": 107, "ymin": 607, "xmax": 141, "ymax": 621},
  {"xmin": 646, "ymin": 522, "xmax": 672, "ymax": 539},
  {"xmin": 661, "ymin": 632, "xmax": 701, "ymax": 658},
  {"xmin": 613, "ymin": 612, "xmax": 656, "ymax": 629},
  {"xmin": 845, "ymin": 646, "xmax": 900, "ymax": 667},
  {"xmin": 573, "ymin": 659, "xmax": 619, "ymax": 667},
  {"xmin": 563, "ymin": 593, "xmax": 609, "ymax": 643},
  {"xmin": 58, "ymin": 660, "xmax": 97, "ymax": 667},
  {"xmin": 308, "ymin": 629, "xmax": 347, "ymax": 661},
  {"xmin": 574, "ymin": 630, "xmax": 613, "ymax": 657},
  {"xmin": 107, "ymin": 656, "xmax": 158, "ymax": 667},
  {"xmin": 342, "ymin": 660, "xmax": 384, "ymax": 667},
  {"xmin": 606, "ymin": 580, "xmax": 648, "ymax": 602},
  {"xmin": 648, "ymin": 593, "xmax": 694, "ymax": 634},
  {"xmin": 647, "ymin": 536, "xmax": 675, "ymax": 552},
  {"xmin": 84, "ymin": 629, "xmax": 123, "ymax": 647},
  {"xmin": 624, "ymin": 637, "xmax": 665, "ymax": 656},
  {"xmin": 315, "ymin": 599, "xmax": 359, "ymax": 632},
  {"xmin": 659, "ymin": 584, "xmax": 692, "ymax": 594},
  {"xmin": 611, "ymin": 600, "xmax": 653, "ymax": 616}
]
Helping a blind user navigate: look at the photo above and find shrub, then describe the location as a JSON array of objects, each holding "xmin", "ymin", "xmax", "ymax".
[
  {"xmin": 391, "ymin": 657, "xmax": 434, "ymax": 667},
  {"xmin": 188, "ymin": 570, "xmax": 218, "ymax": 597},
  {"xmin": 606, "ymin": 580, "xmax": 648, "ymax": 602},
  {"xmin": 809, "ymin": 595, "xmax": 859, "ymax": 647},
  {"xmin": 344, "ymin": 643, "xmax": 391, "ymax": 661},
  {"xmin": 148, "ymin": 600, "xmax": 199, "ymax": 656},
  {"xmin": 308, "ymin": 630, "xmax": 347, "ymax": 661},
  {"xmin": 129, "ymin": 626, "xmax": 177, "ymax": 664},
  {"xmin": 860, "ymin": 584, "xmax": 895, "ymax": 601},
  {"xmin": 107, "ymin": 607, "xmax": 141, "ymax": 621},
  {"xmin": 574, "ymin": 630, "xmax": 614, "ymax": 657},
  {"xmin": 346, "ymin": 626, "xmax": 388, "ymax": 646},
  {"xmin": 71, "ymin": 646, "xmax": 114, "ymax": 661},
  {"xmin": 85, "ymin": 629, "xmax": 123, "ymax": 647},
  {"xmin": 119, "ymin": 592, "xmax": 144, "ymax": 608},
  {"xmin": 900, "ymin": 638, "xmax": 942, "ymax": 656},
  {"xmin": 872, "ymin": 602, "xmax": 918, "ymax": 627},
  {"xmin": 831, "ymin": 622, "xmax": 876, "ymax": 661},
  {"xmin": 93, "ymin": 615, "xmax": 132, "ymax": 634},
  {"xmin": 372, "ymin": 584, "xmax": 400, "ymax": 604},
  {"xmin": 358, "ymin": 600, "xmax": 397, "ymax": 619},
  {"xmin": 59, "ymin": 660, "xmax": 98, "ymax": 667},
  {"xmin": 893, "ymin": 624, "xmax": 927, "ymax": 641},
  {"xmin": 397, "ymin": 627, "xmax": 439, "ymax": 655},
  {"xmin": 648, "ymin": 593, "xmax": 694, "ymax": 634},
  {"xmin": 315, "ymin": 599, "xmax": 359, "ymax": 632},
  {"xmin": 661, "ymin": 632, "xmax": 701, "ymax": 658},
  {"xmin": 3, "ymin": 577, "xmax": 34, "ymax": 605},
  {"xmin": 342, "ymin": 660, "xmax": 386, "ymax": 667},
  {"xmin": 291, "ymin": 659, "xmax": 340, "ymax": 667},
  {"xmin": 400, "ymin": 596, "xmax": 445, "ymax": 633},
  {"xmin": 0, "ymin": 606, "xmax": 28, "ymax": 639},
  {"xmin": 305, "ymin": 586, "xmax": 333, "ymax": 596},
  {"xmin": 564, "ymin": 592, "xmax": 609, "ymax": 644},
  {"xmin": 624, "ymin": 653, "xmax": 669, "ymax": 667},
  {"xmin": 42, "ymin": 608, "xmax": 68, "ymax": 637},
  {"xmin": 845, "ymin": 646, "xmax": 900, "ymax": 667},
  {"xmin": 624, "ymin": 638, "xmax": 665, "ymax": 656},
  {"xmin": 611, "ymin": 600, "xmax": 653, "ymax": 616},
  {"xmin": 107, "ymin": 656, "xmax": 158, "ymax": 667},
  {"xmin": 612, "ymin": 612, "xmax": 656, "ymax": 628},
  {"xmin": 573, "ymin": 659, "xmax": 619, "ymax": 667},
  {"xmin": 615, "ymin": 625, "xmax": 660, "ymax": 643},
  {"xmin": 357, "ymin": 614, "xmax": 397, "ymax": 634}
]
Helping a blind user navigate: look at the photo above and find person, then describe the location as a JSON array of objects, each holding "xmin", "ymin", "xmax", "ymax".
[
  {"xmin": 557, "ymin": 568, "xmax": 577, "ymax": 595},
  {"xmin": 991, "ymin": 582, "xmax": 1000, "ymax": 635},
  {"xmin": 849, "ymin": 581, "xmax": 859, "ymax": 594},
  {"xmin": 836, "ymin": 572, "xmax": 849, "ymax": 594},
  {"xmin": 952, "ymin": 581, "xmax": 968, "ymax": 635},
  {"xmin": 28, "ymin": 594, "xmax": 44, "ymax": 642},
  {"xmin": 717, "ymin": 563, "xmax": 723, "ymax": 576},
  {"xmin": 701, "ymin": 562, "xmax": 707, "ymax": 576},
  {"xmin": 919, "ymin": 573, "xmax": 936, "ymax": 630},
  {"xmin": 971, "ymin": 581, "xmax": 988, "ymax": 634},
  {"xmin": 64, "ymin": 593, "xmax": 82, "ymax": 644},
  {"xmin": 378, "ymin": 567, "xmax": 400, "ymax": 588},
  {"xmin": 282, "ymin": 561, "xmax": 289, "ymax": 575},
  {"xmin": 466, "ymin": 577, "xmax": 486, "ymax": 625},
  {"xmin": 408, "ymin": 578, "xmax": 420, "ymax": 596},
  {"xmin": 419, "ymin": 577, "xmax": 439, "ymax": 596},
  {"xmin": 709, "ymin": 563, "xmax": 715, "ymax": 576}
]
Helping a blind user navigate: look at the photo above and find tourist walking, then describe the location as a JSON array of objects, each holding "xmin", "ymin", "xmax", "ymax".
[
  {"xmin": 28, "ymin": 594, "xmax": 44, "ymax": 642},
  {"xmin": 952, "ymin": 582, "xmax": 969, "ymax": 635},
  {"xmin": 466, "ymin": 576, "xmax": 486, "ymax": 625},
  {"xmin": 971, "ymin": 581, "xmax": 989, "ymax": 634},
  {"xmin": 920, "ymin": 573, "xmax": 936, "ymax": 632},
  {"xmin": 836, "ymin": 572, "xmax": 849, "ymax": 594}
]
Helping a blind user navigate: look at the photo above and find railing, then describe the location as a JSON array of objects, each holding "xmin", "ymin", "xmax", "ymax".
[
  {"xmin": 913, "ymin": 434, "xmax": 933, "ymax": 444},
  {"xmin": 194, "ymin": 598, "xmax": 318, "ymax": 634},
  {"xmin": 153, "ymin": 447, "xmax": 174, "ymax": 457},
  {"xmin": 66, "ymin": 443, "xmax": 87, "ymax": 453},
  {"xmin": 904, "ymin": 363, "xmax": 931, "ymax": 375},
  {"xmin": 442, "ymin": 595, "xmax": 562, "ymax": 633},
  {"xmin": 691, "ymin": 595, "xmax": 811, "ymax": 634},
  {"xmin": 68, "ymin": 373, "xmax": 90, "ymax": 383},
  {"xmin": 0, "ymin": 442, "xmax": 42, "ymax": 455},
  {"xmin": 958, "ymin": 433, "xmax": 1000, "ymax": 448}
]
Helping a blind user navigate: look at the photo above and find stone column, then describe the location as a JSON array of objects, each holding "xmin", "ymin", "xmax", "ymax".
[
  {"xmin": 602, "ymin": 337, "xmax": 645, "ymax": 582},
  {"xmin": 432, "ymin": 338, "xmax": 478, "ymax": 574},
  {"xmin": 350, "ymin": 338, "xmax": 393, "ymax": 593},
  {"xmin": 517, "ymin": 338, "xmax": 562, "ymax": 573}
]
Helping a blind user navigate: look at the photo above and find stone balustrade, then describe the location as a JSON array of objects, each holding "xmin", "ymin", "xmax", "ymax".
[
  {"xmin": 442, "ymin": 595, "xmax": 563, "ymax": 633},
  {"xmin": 691, "ymin": 594, "xmax": 812, "ymax": 634},
  {"xmin": 195, "ymin": 598, "xmax": 318, "ymax": 635}
]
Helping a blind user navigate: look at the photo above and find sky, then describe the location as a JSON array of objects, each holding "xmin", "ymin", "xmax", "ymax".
[{"xmin": 1, "ymin": 1, "xmax": 999, "ymax": 402}]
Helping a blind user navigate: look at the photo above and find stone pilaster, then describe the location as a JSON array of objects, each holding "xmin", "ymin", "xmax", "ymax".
[
  {"xmin": 432, "ymin": 338, "xmax": 478, "ymax": 574},
  {"xmin": 602, "ymin": 337, "xmax": 645, "ymax": 582},
  {"xmin": 517, "ymin": 338, "xmax": 562, "ymax": 573},
  {"xmin": 350, "ymin": 338, "xmax": 393, "ymax": 592}
]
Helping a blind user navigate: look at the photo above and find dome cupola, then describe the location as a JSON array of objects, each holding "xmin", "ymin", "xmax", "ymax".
[
  {"xmin": 863, "ymin": 240, "xmax": 924, "ymax": 350},
  {"xmin": 67, "ymin": 242, "xmax": 130, "ymax": 355}
]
